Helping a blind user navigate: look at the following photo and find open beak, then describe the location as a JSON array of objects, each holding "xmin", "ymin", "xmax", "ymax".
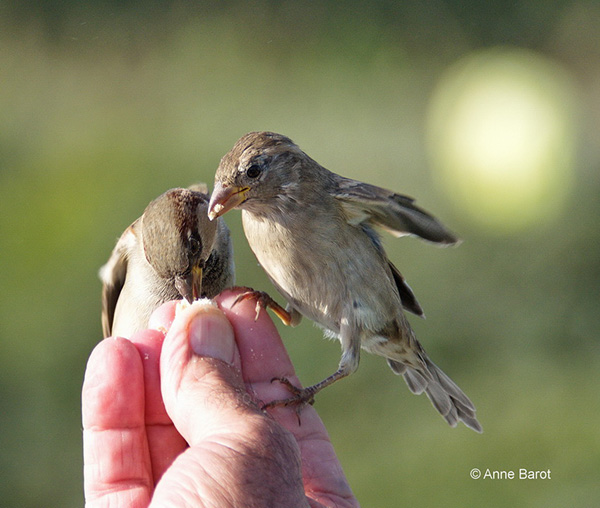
[
  {"xmin": 175, "ymin": 265, "xmax": 203, "ymax": 304},
  {"xmin": 208, "ymin": 182, "xmax": 249, "ymax": 221}
]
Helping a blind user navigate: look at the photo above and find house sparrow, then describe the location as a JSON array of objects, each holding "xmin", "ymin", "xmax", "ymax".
[
  {"xmin": 100, "ymin": 185, "xmax": 235, "ymax": 338},
  {"xmin": 208, "ymin": 131, "xmax": 481, "ymax": 432}
]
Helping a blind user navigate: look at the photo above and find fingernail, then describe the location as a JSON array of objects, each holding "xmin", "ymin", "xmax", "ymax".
[{"xmin": 188, "ymin": 305, "xmax": 236, "ymax": 365}]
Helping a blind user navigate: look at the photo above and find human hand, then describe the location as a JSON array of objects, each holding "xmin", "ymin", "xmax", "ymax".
[{"xmin": 82, "ymin": 288, "xmax": 358, "ymax": 507}]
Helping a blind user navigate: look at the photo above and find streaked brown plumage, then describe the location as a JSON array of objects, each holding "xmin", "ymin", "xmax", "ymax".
[
  {"xmin": 208, "ymin": 131, "xmax": 481, "ymax": 432},
  {"xmin": 100, "ymin": 185, "xmax": 234, "ymax": 338}
]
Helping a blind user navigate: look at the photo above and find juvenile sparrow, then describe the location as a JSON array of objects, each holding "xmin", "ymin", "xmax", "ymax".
[
  {"xmin": 208, "ymin": 132, "xmax": 481, "ymax": 432},
  {"xmin": 100, "ymin": 185, "xmax": 235, "ymax": 338}
]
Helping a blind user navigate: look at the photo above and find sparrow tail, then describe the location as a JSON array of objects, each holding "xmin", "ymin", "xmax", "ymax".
[{"xmin": 387, "ymin": 356, "xmax": 482, "ymax": 433}]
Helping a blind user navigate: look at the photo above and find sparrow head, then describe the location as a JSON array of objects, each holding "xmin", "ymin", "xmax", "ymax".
[
  {"xmin": 208, "ymin": 131, "xmax": 310, "ymax": 219},
  {"xmin": 142, "ymin": 188, "xmax": 218, "ymax": 303}
]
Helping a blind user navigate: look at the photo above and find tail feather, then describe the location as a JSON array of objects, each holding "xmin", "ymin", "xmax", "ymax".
[
  {"xmin": 387, "ymin": 357, "xmax": 482, "ymax": 433},
  {"xmin": 456, "ymin": 407, "xmax": 482, "ymax": 433},
  {"xmin": 423, "ymin": 376, "xmax": 455, "ymax": 422},
  {"xmin": 387, "ymin": 359, "xmax": 427, "ymax": 394}
]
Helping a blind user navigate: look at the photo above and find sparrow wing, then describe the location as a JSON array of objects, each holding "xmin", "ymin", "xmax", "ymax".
[
  {"xmin": 188, "ymin": 182, "xmax": 210, "ymax": 195},
  {"xmin": 388, "ymin": 260, "xmax": 425, "ymax": 317},
  {"xmin": 332, "ymin": 175, "xmax": 460, "ymax": 245},
  {"xmin": 361, "ymin": 223, "xmax": 425, "ymax": 317},
  {"xmin": 99, "ymin": 220, "xmax": 138, "ymax": 337}
]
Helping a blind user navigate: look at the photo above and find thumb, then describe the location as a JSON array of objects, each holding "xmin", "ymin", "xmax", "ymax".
[{"xmin": 160, "ymin": 300, "xmax": 257, "ymax": 445}]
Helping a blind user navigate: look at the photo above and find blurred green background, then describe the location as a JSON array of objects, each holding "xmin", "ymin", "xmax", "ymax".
[{"xmin": 2, "ymin": 1, "xmax": 599, "ymax": 506}]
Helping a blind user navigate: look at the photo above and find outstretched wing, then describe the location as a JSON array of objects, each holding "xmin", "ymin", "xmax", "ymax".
[
  {"xmin": 99, "ymin": 220, "xmax": 138, "ymax": 337},
  {"xmin": 332, "ymin": 175, "xmax": 460, "ymax": 245}
]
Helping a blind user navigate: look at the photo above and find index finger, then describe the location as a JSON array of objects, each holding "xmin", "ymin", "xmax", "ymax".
[
  {"xmin": 214, "ymin": 289, "xmax": 356, "ymax": 506},
  {"xmin": 215, "ymin": 289, "xmax": 296, "ymax": 383},
  {"xmin": 214, "ymin": 288, "xmax": 323, "ymax": 430}
]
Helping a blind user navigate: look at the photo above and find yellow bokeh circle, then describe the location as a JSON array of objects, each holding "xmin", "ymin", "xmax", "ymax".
[{"xmin": 426, "ymin": 47, "xmax": 578, "ymax": 232}]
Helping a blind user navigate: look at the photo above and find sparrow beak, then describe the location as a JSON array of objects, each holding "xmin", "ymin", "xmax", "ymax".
[
  {"xmin": 208, "ymin": 182, "xmax": 250, "ymax": 221},
  {"xmin": 175, "ymin": 265, "xmax": 203, "ymax": 304}
]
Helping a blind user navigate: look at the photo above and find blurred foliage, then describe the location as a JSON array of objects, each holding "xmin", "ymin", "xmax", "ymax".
[{"xmin": 1, "ymin": 1, "xmax": 599, "ymax": 507}]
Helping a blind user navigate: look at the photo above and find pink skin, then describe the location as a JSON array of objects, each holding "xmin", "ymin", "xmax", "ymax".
[{"xmin": 82, "ymin": 288, "xmax": 358, "ymax": 508}]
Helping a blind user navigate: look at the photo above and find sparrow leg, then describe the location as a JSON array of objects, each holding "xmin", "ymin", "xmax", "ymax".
[
  {"xmin": 232, "ymin": 286, "xmax": 295, "ymax": 325},
  {"xmin": 262, "ymin": 318, "xmax": 361, "ymax": 415},
  {"xmin": 262, "ymin": 368, "xmax": 348, "ymax": 410}
]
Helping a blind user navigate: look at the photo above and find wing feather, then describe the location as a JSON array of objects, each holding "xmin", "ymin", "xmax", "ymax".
[
  {"xmin": 99, "ymin": 221, "xmax": 138, "ymax": 337},
  {"xmin": 333, "ymin": 175, "xmax": 460, "ymax": 245}
]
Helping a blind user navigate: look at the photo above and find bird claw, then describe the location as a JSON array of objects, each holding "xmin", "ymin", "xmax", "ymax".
[
  {"xmin": 261, "ymin": 377, "xmax": 316, "ymax": 425},
  {"xmin": 231, "ymin": 287, "xmax": 293, "ymax": 325}
]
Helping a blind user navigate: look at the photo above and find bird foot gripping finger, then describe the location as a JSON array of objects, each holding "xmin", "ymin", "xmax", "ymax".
[
  {"xmin": 231, "ymin": 287, "xmax": 293, "ymax": 325},
  {"xmin": 261, "ymin": 377, "xmax": 316, "ymax": 425}
]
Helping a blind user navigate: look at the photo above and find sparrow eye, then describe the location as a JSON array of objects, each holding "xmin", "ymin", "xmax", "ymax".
[
  {"xmin": 189, "ymin": 236, "xmax": 201, "ymax": 255},
  {"xmin": 246, "ymin": 164, "xmax": 262, "ymax": 179}
]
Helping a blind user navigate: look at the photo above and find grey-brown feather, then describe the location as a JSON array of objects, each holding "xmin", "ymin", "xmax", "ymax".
[
  {"xmin": 100, "ymin": 221, "xmax": 138, "ymax": 338},
  {"xmin": 202, "ymin": 218, "xmax": 235, "ymax": 297},
  {"xmin": 361, "ymin": 223, "xmax": 424, "ymax": 317},
  {"xmin": 332, "ymin": 176, "xmax": 460, "ymax": 245}
]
